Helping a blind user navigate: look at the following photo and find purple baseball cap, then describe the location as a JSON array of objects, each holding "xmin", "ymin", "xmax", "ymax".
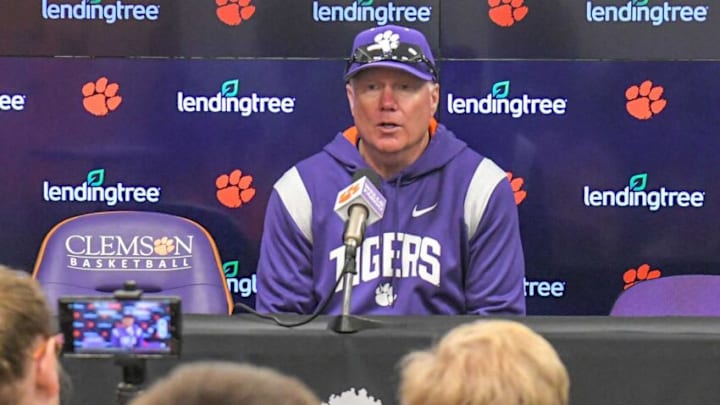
[{"xmin": 344, "ymin": 25, "xmax": 437, "ymax": 82}]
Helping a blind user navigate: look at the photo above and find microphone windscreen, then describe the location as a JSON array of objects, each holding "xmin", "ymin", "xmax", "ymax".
[{"xmin": 353, "ymin": 168, "xmax": 382, "ymax": 188}]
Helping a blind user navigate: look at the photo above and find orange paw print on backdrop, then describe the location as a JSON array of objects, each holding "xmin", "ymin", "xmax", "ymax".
[
  {"xmin": 82, "ymin": 77, "xmax": 122, "ymax": 117},
  {"xmin": 625, "ymin": 80, "xmax": 667, "ymax": 120},
  {"xmin": 216, "ymin": 169, "xmax": 256, "ymax": 208},
  {"xmin": 488, "ymin": 0, "xmax": 528, "ymax": 27},
  {"xmin": 623, "ymin": 263, "xmax": 662, "ymax": 290},
  {"xmin": 506, "ymin": 172, "xmax": 527, "ymax": 205},
  {"xmin": 216, "ymin": 0, "xmax": 256, "ymax": 26}
]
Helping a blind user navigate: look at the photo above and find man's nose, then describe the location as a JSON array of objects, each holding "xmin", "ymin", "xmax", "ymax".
[{"xmin": 380, "ymin": 86, "xmax": 397, "ymax": 110}]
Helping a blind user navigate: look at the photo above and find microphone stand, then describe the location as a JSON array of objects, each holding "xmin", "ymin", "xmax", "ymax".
[
  {"xmin": 113, "ymin": 281, "xmax": 147, "ymax": 405},
  {"xmin": 115, "ymin": 357, "xmax": 146, "ymax": 405},
  {"xmin": 328, "ymin": 237, "xmax": 385, "ymax": 334}
]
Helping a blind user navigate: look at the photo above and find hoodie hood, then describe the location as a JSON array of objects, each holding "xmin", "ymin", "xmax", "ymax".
[{"xmin": 323, "ymin": 120, "xmax": 468, "ymax": 185}]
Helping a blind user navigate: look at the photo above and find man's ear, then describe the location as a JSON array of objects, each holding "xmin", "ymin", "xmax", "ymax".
[
  {"xmin": 429, "ymin": 82, "xmax": 440, "ymax": 116},
  {"xmin": 34, "ymin": 338, "xmax": 60, "ymax": 400},
  {"xmin": 346, "ymin": 82, "xmax": 355, "ymax": 113}
]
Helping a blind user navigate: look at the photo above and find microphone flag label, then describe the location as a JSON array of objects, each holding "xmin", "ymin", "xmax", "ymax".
[{"xmin": 334, "ymin": 176, "xmax": 386, "ymax": 225}]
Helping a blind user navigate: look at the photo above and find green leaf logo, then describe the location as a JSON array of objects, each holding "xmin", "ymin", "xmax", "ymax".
[
  {"xmin": 492, "ymin": 81, "xmax": 510, "ymax": 99},
  {"xmin": 357, "ymin": 0, "xmax": 374, "ymax": 6},
  {"xmin": 87, "ymin": 169, "xmax": 105, "ymax": 187},
  {"xmin": 629, "ymin": 173, "xmax": 648, "ymax": 191},
  {"xmin": 223, "ymin": 260, "xmax": 239, "ymax": 278},
  {"xmin": 89, "ymin": 0, "xmax": 101, "ymax": 4},
  {"xmin": 220, "ymin": 79, "xmax": 239, "ymax": 97},
  {"xmin": 633, "ymin": 0, "xmax": 649, "ymax": 6}
]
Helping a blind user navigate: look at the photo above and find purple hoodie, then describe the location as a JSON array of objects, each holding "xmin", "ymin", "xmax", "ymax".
[{"xmin": 255, "ymin": 123, "xmax": 526, "ymax": 315}]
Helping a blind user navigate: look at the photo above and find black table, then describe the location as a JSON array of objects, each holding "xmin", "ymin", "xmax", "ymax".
[{"xmin": 61, "ymin": 315, "xmax": 720, "ymax": 405}]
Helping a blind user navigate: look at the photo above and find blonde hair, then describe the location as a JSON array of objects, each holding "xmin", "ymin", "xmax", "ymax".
[
  {"xmin": 0, "ymin": 265, "xmax": 53, "ymax": 402},
  {"xmin": 130, "ymin": 362, "xmax": 320, "ymax": 405},
  {"xmin": 399, "ymin": 320, "xmax": 569, "ymax": 405}
]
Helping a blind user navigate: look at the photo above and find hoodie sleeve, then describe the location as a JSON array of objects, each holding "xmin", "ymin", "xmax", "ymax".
[
  {"xmin": 255, "ymin": 167, "xmax": 317, "ymax": 314},
  {"xmin": 464, "ymin": 161, "xmax": 526, "ymax": 315}
]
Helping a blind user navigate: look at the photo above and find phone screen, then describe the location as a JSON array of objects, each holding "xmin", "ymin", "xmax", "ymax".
[{"xmin": 58, "ymin": 296, "xmax": 181, "ymax": 358}]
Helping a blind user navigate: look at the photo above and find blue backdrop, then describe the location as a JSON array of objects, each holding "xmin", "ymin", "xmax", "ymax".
[{"xmin": 1, "ymin": 0, "xmax": 718, "ymax": 315}]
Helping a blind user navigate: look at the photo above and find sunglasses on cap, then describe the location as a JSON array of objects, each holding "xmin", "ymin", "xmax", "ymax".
[{"xmin": 346, "ymin": 42, "xmax": 438, "ymax": 82}]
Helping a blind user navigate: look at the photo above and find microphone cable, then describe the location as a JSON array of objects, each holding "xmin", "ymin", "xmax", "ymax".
[
  {"xmin": 235, "ymin": 169, "xmax": 383, "ymax": 328},
  {"xmin": 233, "ymin": 254, "xmax": 354, "ymax": 328}
]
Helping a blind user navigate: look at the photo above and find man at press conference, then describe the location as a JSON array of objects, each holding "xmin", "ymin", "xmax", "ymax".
[{"xmin": 255, "ymin": 24, "xmax": 525, "ymax": 316}]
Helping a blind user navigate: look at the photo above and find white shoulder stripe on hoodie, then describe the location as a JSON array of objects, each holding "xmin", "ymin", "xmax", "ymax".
[
  {"xmin": 274, "ymin": 167, "xmax": 313, "ymax": 244},
  {"xmin": 464, "ymin": 158, "xmax": 506, "ymax": 238}
]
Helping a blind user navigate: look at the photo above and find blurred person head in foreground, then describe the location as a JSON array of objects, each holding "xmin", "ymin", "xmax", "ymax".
[
  {"xmin": 0, "ymin": 265, "xmax": 63, "ymax": 405},
  {"xmin": 130, "ymin": 361, "xmax": 320, "ymax": 405},
  {"xmin": 399, "ymin": 320, "xmax": 569, "ymax": 405}
]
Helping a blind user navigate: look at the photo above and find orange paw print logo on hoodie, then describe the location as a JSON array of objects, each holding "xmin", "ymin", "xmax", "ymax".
[
  {"xmin": 216, "ymin": 0, "xmax": 256, "ymax": 26},
  {"xmin": 82, "ymin": 77, "xmax": 122, "ymax": 117},
  {"xmin": 626, "ymin": 80, "xmax": 667, "ymax": 120},
  {"xmin": 216, "ymin": 169, "xmax": 256, "ymax": 208},
  {"xmin": 623, "ymin": 263, "xmax": 662, "ymax": 290},
  {"xmin": 488, "ymin": 0, "xmax": 528, "ymax": 27},
  {"xmin": 506, "ymin": 172, "xmax": 527, "ymax": 205}
]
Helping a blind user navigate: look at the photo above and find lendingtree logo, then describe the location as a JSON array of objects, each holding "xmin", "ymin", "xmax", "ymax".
[
  {"xmin": 223, "ymin": 261, "xmax": 256, "ymax": 297},
  {"xmin": 0, "ymin": 93, "xmax": 26, "ymax": 111},
  {"xmin": 586, "ymin": 0, "xmax": 709, "ymax": 26},
  {"xmin": 447, "ymin": 80, "xmax": 568, "ymax": 118},
  {"xmin": 524, "ymin": 278, "xmax": 566, "ymax": 298},
  {"xmin": 42, "ymin": 0, "xmax": 160, "ymax": 24},
  {"xmin": 43, "ymin": 169, "xmax": 162, "ymax": 206},
  {"xmin": 583, "ymin": 173, "xmax": 705, "ymax": 211},
  {"xmin": 313, "ymin": 0, "xmax": 433, "ymax": 25},
  {"xmin": 177, "ymin": 79, "xmax": 296, "ymax": 116}
]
